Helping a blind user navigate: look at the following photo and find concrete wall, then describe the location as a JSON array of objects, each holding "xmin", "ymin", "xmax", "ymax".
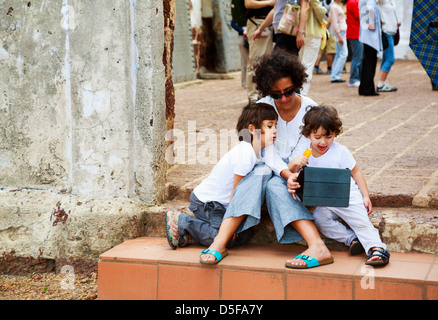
[
  {"xmin": 172, "ymin": 0, "xmax": 196, "ymax": 83},
  {"xmin": 0, "ymin": 0, "xmax": 172, "ymax": 263},
  {"xmin": 212, "ymin": 0, "xmax": 240, "ymax": 73},
  {"xmin": 0, "ymin": 0, "xmax": 167, "ymax": 203}
]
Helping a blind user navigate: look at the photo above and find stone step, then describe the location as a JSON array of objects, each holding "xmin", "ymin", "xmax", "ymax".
[
  {"xmin": 150, "ymin": 200, "xmax": 438, "ymax": 254},
  {"xmin": 165, "ymin": 181, "xmax": 438, "ymax": 209},
  {"xmin": 97, "ymin": 237, "xmax": 438, "ymax": 300}
]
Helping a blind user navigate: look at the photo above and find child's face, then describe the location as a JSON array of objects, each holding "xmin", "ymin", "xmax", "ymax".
[
  {"xmin": 251, "ymin": 119, "xmax": 277, "ymax": 148},
  {"xmin": 262, "ymin": 119, "xmax": 277, "ymax": 147},
  {"xmin": 308, "ymin": 126, "xmax": 335, "ymax": 157}
]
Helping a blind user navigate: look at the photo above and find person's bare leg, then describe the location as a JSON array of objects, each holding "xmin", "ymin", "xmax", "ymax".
[
  {"xmin": 200, "ymin": 215, "xmax": 246, "ymax": 263},
  {"xmin": 326, "ymin": 53, "xmax": 334, "ymax": 70},
  {"xmin": 286, "ymin": 219, "xmax": 332, "ymax": 267},
  {"xmin": 377, "ymin": 70, "xmax": 388, "ymax": 87}
]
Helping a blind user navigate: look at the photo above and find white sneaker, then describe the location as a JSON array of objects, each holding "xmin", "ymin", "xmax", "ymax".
[
  {"xmin": 377, "ymin": 82, "xmax": 397, "ymax": 92},
  {"xmin": 348, "ymin": 81, "xmax": 360, "ymax": 87}
]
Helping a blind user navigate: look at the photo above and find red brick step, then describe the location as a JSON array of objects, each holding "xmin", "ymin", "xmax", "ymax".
[{"xmin": 98, "ymin": 237, "xmax": 438, "ymax": 300}]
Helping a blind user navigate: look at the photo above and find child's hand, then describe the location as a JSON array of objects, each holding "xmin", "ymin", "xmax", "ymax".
[
  {"xmin": 363, "ymin": 196, "xmax": 373, "ymax": 215},
  {"xmin": 287, "ymin": 173, "xmax": 300, "ymax": 200},
  {"xmin": 288, "ymin": 155, "xmax": 309, "ymax": 172}
]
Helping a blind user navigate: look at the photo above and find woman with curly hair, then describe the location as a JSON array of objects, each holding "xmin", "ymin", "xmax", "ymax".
[{"xmin": 200, "ymin": 49, "xmax": 333, "ymax": 269}]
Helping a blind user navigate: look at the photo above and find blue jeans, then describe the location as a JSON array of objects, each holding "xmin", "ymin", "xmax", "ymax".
[
  {"xmin": 348, "ymin": 39, "xmax": 363, "ymax": 84},
  {"xmin": 178, "ymin": 193, "xmax": 253, "ymax": 247},
  {"xmin": 380, "ymin": 32, "xmax": 395, "ymax": 73},
  {"xmin": 224, "ymin": 164, "xmax": 314, "ymax": 244},
  {"xmin": 330, "ymin": 31, "xmax": 348, "ymax": 81}
]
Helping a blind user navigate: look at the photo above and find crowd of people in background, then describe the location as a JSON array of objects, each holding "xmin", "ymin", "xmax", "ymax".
[{"xmin": 231, "ymin": 0, "xmax": 401, "ymax": 99}]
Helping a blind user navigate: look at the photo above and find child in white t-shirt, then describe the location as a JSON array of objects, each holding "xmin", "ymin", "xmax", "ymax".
[
  {"xmin": 165, "ymin": 103, "xmax": 278, "ymax": 258},
  {"xmin": 289, "ymin": 105, "xmax": 390, "ymax": 266}
]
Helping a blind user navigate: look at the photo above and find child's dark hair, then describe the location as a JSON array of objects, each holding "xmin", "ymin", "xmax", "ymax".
[
  {"xmin": 301, "ymin": 105, "xmax": 343, "ymax": 137},
  {"xmin": 236, "ymin": 102, "xmax": 278, "ymax": 142}
]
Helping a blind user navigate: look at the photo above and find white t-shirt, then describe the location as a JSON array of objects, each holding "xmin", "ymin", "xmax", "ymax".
[
  {"xmin": 193, "ymin": 141, "xmax": 261, "ymax": 206},
  {"xmin": 291, "ymin": 141, "xmax": 364, "ymax": 205},
  {"xmin": 258, "ymin": 95, "xmax": 317, "ymax": 176}
]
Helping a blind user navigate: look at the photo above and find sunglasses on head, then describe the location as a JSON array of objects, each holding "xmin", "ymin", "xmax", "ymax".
[{"xmin": 270, "ymin": 86, "xmax": 296, "ymax": 100}]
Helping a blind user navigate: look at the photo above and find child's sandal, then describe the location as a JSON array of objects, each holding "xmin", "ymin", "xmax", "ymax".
[
  {"xmin": 349, "ymin": 238, "xmax": 365, "ymax": 255},
  {"xmin": 365, "ymin": 249, "xmax": 390, "ymax": 267}
]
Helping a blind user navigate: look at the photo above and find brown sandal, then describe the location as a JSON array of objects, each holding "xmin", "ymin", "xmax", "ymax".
[{"xmin": 365, "ymin": 249, "xmax": 390, "ymax": 267}]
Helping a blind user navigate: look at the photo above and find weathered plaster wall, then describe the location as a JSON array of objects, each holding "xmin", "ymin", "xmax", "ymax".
[
  {"xmin": 0, "ymin": 0, "xmax": 172, "ymax": 263},
  {"xmin": 172, "ymin": 0, "xmax": 196, "ymax": 83},
  {"xmin": 212, "ymin": 0, "xmax": 240, "ymax": 73},
  {"xmin": 0, "ymin": 0, "xmax": 167, "ymax": 202}
]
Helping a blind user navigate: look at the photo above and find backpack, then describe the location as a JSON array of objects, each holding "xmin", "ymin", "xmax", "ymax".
[{"xmin": 231, "ymin": 0, "xmax": 247, "ymax": 27}]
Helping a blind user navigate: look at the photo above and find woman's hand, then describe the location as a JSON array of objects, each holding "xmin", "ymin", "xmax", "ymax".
[
  {"xmin": 252, "ymin": 27, "xmax": 262, "ymax": 41},
  {"xmin": 287, "ymin": 173, "xmax": 300, "ymax": 200},
  {"xmin": 296, "ymin": 32, "xmax": 306, "ymax": 48}
]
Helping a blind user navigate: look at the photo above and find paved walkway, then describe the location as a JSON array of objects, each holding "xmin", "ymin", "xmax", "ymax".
[{"xmin": 167, "ymin": 59, "xmax": 438, "ymax": 210}]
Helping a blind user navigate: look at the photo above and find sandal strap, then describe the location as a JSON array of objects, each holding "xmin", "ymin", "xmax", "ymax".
[
  {"xmin": 200, "ymin": 249, "xmax": 223, "ymax": 262},
  {"xmin": 368, "ymin": 249, "xmax": 390, "ymax": 259}
]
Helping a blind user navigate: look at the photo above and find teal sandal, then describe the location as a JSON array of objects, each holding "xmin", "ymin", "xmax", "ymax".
[
  {"xmin": 285, "ymin": 254, "xmax": 334, "ymax": 269},
  {"xmin": 199, "ymin": 248, "xmax": 228, "ymax": 265}
]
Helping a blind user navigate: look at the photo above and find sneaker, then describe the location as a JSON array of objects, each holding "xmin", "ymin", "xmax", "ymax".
[
  {"xmin": 331, "ymin": 79, "xmax": 346, "ymax": 83},
  {"xmin": 377, "ymin": 82, "xmax": 397, "ymax": 92},
  {"xmin": 179, "ymin": 233, "xmax": 197, "ymax": 247},
  {"xmin": 165, "ymin": 210, "xmax": 181, "ymax": 249},
  {"xmin": 313, "ymin": 66, "xmax": 325, "ymax": 74},
  {"xmin": 348, "ymin": 81, "xmax": 360, "ymax": 87}
]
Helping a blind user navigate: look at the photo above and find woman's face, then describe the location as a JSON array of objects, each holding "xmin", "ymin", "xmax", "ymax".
[{"xmin": 270, "ymin": 77, "xmax": 296, "ymax": 111}]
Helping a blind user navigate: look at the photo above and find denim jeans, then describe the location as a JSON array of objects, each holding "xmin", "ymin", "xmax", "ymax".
[
  {"xmin": 178, "ymin": 192, "xmax": 253, "ymax": 248},
  {"xmin": 348, "ymin": 39, "xmax": 363, "ymax": 84},
  {"xmin": 330, "ymin": 31, "xmax": 348, "ymax": 81},
  {"xmin": 224, "ymin": 164, "xmax": 314, "ymax": 244},
  {"xmin": 380, "ymin": 32, "xmax": 395, "ymax": 73}
]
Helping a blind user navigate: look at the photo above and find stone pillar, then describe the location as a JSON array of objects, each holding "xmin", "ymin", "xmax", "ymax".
[
  {"xmin": 0, "ymin": 0, "xmax": 167, "ymax": 203},
  {"xmin": 212, "ymin": 0, "xmax": 241, "ymax": 73},
  {"xmin": 172, "ymin": 0, "xmax": 196, "ymax": 83},
  {"xmin": 0, "ymin": 0, "xmax": 172, "ymax": 264}
]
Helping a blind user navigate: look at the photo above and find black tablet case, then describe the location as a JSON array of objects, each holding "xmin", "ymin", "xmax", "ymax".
[{"xmin": 295, "ymin": 166, "xmax": 351, "ymax": 207}]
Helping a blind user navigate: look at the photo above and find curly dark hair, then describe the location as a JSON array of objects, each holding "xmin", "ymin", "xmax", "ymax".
[
  {"xmin": 301, "ymin": 105, "xmax": 343, "ymax": 137},
  {"xmin": 252, "ymin": 49, "xmax": 308, "ymax": 98}
]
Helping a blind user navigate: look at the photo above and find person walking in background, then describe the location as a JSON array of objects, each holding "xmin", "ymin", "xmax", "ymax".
[
  {"xmin": 252, "ymin": 0, "xmax": 326, "ymax": 95},
  {"xmin": 314, "ymin": 0, "xmax": 336, "ymax": 75},
  {"xmin": 358, "ymin": 0, "xmax": 382, "ymax": 96},
  {"xmin": 231, "ymin": 20, "xmax": 249, "ymax": 89},
  {"xmin": 376, "ymin": 0, "xmax": 400, "ymax": 92},
  {"xmin": 328, "ymin": 0, "xmax": 348, "ymax": 83},
  {"xmin": 346, "ymin": 0, "xmax": 362, "ymax": 87},
  {"xmin": 299, "ymin": 0, "xmax": 327, "ymax": 95},
  {"xmin": 244, "ymin": 0, "xmax": 275, "ymax": 102},
  {"xmin": 252, "ymin": 0, "xmax": 311, "ymax": 56}
]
